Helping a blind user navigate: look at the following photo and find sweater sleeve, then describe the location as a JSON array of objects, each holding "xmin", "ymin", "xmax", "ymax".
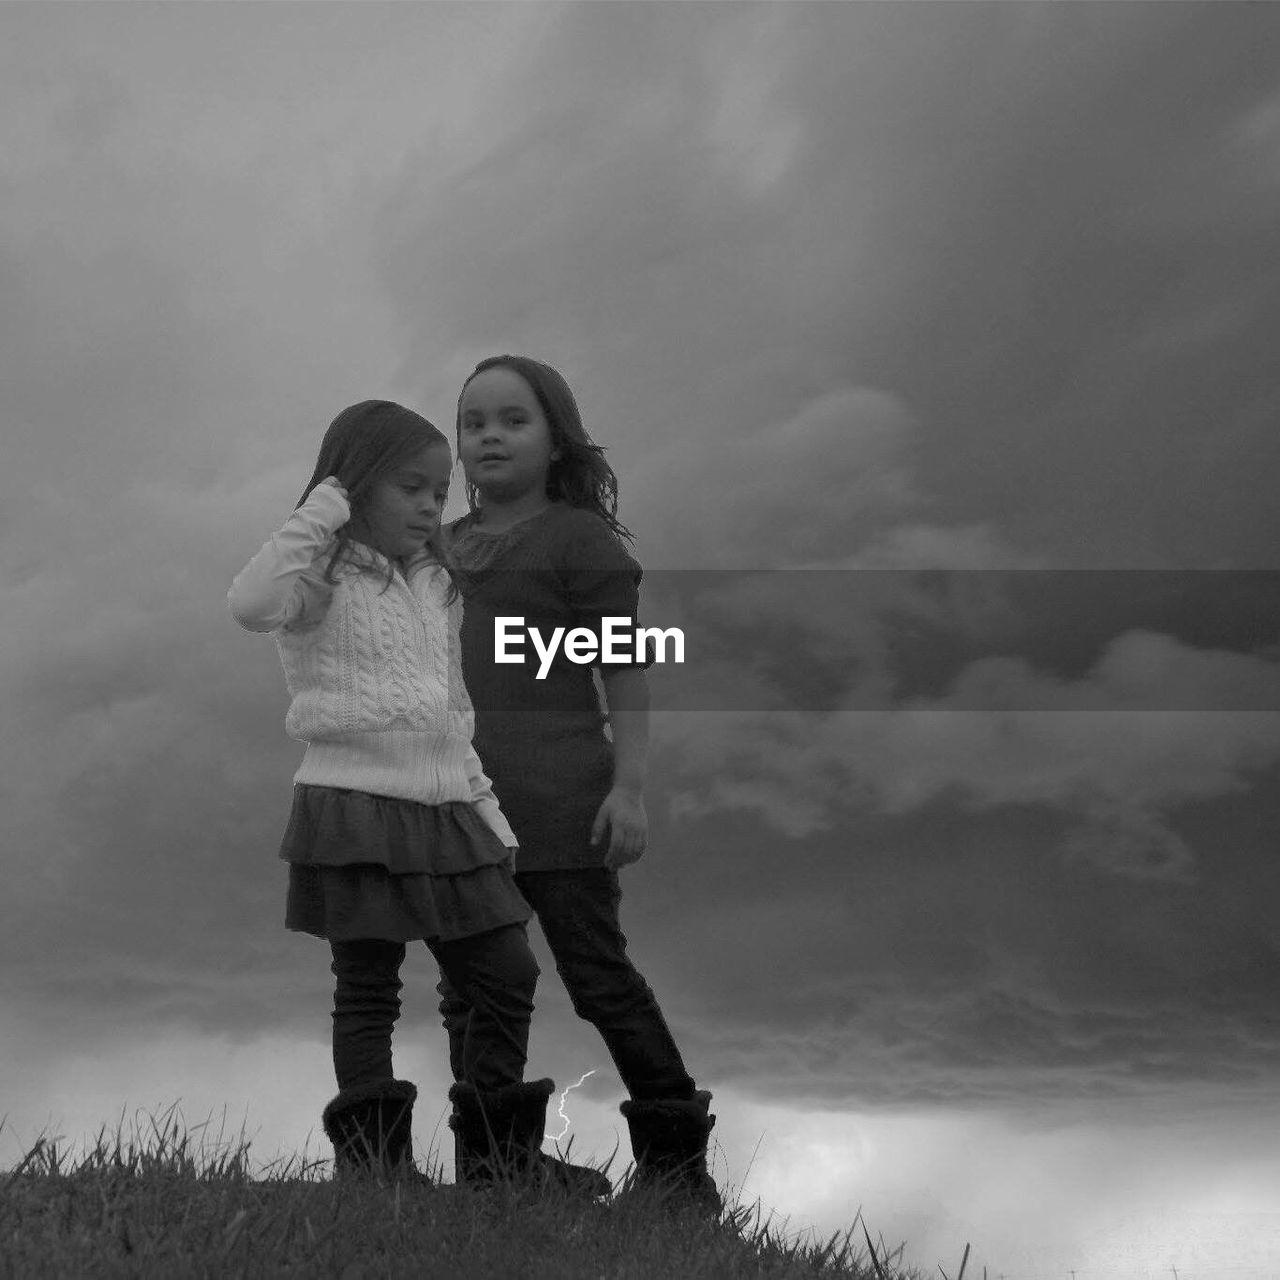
[
  {"xmin": 227, "ymin": 484, "xmax": 351, "ymax": 633},
  {"xmin": 442, "ymin": 577, "xmax": 519, "ymax": 847},
  {"xmin": 464, "ymin": 745, "xmax": 519, "ymax": 849}
]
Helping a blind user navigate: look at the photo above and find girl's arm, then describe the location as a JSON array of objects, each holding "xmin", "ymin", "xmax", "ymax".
[
  {"xmin": 557, "ymin": 511, "xmax": 652, "ymax": 866},
  {"xmin": 593, "ymin": 665, "xmax": 650, "ymax": 867},
  {"xmin": 601, "ymin": 666, "xmax": 649, "ymax": 792},
  {"xmin": 228, "ymin": 481, "xmax": 349, "ymax": 632}
]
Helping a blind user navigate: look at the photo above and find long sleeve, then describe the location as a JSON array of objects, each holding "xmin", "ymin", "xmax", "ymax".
[
  {"xmin": 464, "ymin": 744, "xmax": 519, "ymax": 848},
  {"xmin": 228, "ymin": 484, "xmax": 351, "ymax": 632}
]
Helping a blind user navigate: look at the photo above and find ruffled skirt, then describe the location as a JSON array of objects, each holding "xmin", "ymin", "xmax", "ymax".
[{"xmin": 279, "ymin": 784, "xmax": 531, "ymax": 943}]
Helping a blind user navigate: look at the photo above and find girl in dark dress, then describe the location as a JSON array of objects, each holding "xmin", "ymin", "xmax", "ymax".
[{"xmin": 439, "ymin": 357, "xmax": 720, "ymax": 1210}]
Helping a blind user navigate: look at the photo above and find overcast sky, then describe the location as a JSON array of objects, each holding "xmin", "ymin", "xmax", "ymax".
[{"xmin": 3, "ymin": 3, "xmax": 1280, "ymax": 1276}]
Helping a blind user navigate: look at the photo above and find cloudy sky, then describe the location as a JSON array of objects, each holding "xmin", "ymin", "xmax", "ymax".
[{"xmin": 3, "ymin": 2, "xmax": 1280, "ymax": 1275}]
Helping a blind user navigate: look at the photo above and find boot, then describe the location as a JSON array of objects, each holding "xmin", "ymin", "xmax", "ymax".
[
  {"xmin": 448, "ymin": 1078, "xmax": 611, "ymax": 1197},
  {"xmin": 619, "ymin": 1089, "xmax": 721, "ymax": 1213},
  {"xmin": 321, "ymin": 1078, "xmax": 422, "ymax": 1181}
]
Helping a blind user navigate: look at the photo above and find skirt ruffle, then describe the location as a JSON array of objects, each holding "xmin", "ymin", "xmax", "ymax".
[{"xmin": 279, "ymin": 784, "xmax": 531, "ymax": 943}]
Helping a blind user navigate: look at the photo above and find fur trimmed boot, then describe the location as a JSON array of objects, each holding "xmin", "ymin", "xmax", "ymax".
[
  {"xmin": 448, "ymin": 1078, "xmax": 611, "ymax": 1197},
  {"xmin": 322, "ymin": 1078, "xmax": 421, "ymax": 1181},
  {"xmin": 619, "ymin": 1090, "xmax": 721, "ymax": 1213}
]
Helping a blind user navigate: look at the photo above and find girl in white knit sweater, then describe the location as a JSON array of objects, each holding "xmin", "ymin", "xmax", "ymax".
[{"xmin": 228, "ymin": 400, "xmax": 607, "ymax": 1193}]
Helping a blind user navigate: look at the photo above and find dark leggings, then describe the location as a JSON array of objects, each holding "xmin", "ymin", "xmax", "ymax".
[
  {"xmin": 438, "ymin": 869, "xmax": 696, "ymax": 1102},
  {"xmin": 330, "ymin": 923, "xmax": 538, "ymax": 1092}
]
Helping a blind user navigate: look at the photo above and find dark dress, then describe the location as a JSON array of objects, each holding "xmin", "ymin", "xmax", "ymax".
[{"xmin": 447, "ymin": 504, "xmax": 650, "ymax": 871}]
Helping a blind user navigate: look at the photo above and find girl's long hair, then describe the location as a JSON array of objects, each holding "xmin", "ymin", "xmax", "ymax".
[
  {"xmin": 296, "ymin": 400, "xmax": 458, "ymax": 598},
  {"xmin": 456, "ymin": 355, "xmax": 633, "ymax": 543}
]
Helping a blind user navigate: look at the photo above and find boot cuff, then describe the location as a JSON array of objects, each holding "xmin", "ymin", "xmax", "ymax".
[
  {"xmin": 323, "ymin": 1078, "xmax": 417, "ymax": 1130},
  {"xmin": 620, "ymin": 1092, "xmax": 714, "ymax": 1124}
]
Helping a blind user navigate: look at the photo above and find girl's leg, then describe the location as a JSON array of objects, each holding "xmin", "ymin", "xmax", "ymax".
[
  {"xmin": 329, "ymin": 939, "xmax": 406, "ymax": 1090},
  {"xmin": 428, "ymin": 923, "xmax": 538, "ymax": 1092},
  {"xmin": 325, "ymin": 939, "xmax": 421, "ymax": 1181},
  {"xmin": 515, "ymin": 869, "xmax": 697, "ymax": 1101},
  {"xmin": 436, "ymin": 969, "xmax": 470, "ymax": 1083}
]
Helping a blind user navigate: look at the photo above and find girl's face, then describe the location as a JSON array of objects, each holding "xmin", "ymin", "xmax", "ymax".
[
  {"xmin": 457, "ymin": 366, "xmax": 560, "ymax": 504},
  {"xmin": 351, "ymin": 441, "xmax": 452, "ymax": 562}
]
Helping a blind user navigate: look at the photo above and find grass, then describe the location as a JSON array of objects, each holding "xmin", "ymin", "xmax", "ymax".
[{"xmin": 0, "ymin": 1105, "xmax": 939, "ymax": 1279}]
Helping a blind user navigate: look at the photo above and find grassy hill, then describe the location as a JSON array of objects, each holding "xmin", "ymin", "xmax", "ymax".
[{"xmin": 0, "ymin": 1107, "xmax": 943, "ymax": 1279}]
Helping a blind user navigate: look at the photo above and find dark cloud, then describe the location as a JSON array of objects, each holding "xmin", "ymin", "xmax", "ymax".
[
  {"xmin": 774, "ymin": 3, "xmax": 1280, "ymax": 569},
  {"xmin": 633, "ymin": 784, "xmax": 1280, "ymax": 1109},
  {"xmin": 634, "ymin": 569, "xmax": 1280, "ymax": 711},
  {"xmin": 630, "ymin": 569, "xmax": 1280, "ymax": 886},
  {"xmin": 373, "ymin": 3, "xmax": 1280, "ymax": 571}
]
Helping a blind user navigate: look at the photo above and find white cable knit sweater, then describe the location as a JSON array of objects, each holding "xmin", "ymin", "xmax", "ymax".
[{"xmin": 227, "ymin": 483, "xmax": 517, "ymax": 848}]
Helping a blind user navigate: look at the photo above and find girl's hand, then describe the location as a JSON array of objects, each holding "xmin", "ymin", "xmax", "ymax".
[
  {"xmin": 591, "ymin": 787, "xmax": 647, "ymax": 869},
  {"xmin": 319, "ymin": 475, "xmax": 349, "ymax": 501}
]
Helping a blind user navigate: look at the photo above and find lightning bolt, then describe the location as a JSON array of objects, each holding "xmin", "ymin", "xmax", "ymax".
[{"xmin": 551, "ymin": 1068, "xmax": 597, "ymax": 1143}]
